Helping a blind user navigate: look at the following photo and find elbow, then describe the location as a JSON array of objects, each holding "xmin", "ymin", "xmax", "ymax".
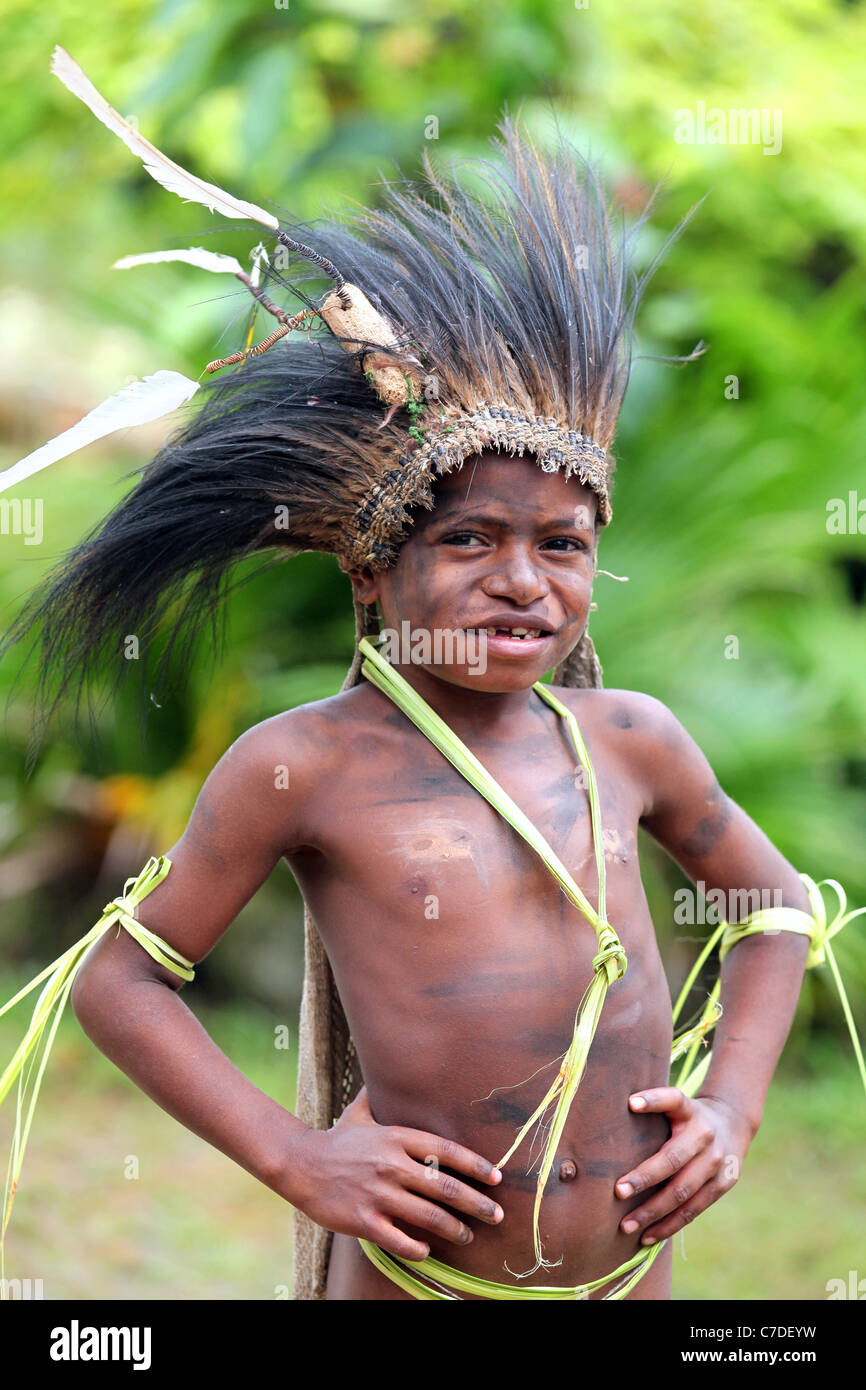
[
  {"xmin": 71, "ymin": 943, "xmax": 130, "ymax": 1031},
  {"xmin": 70, "ymin": 952, "xmax": 107, "ymax": 1031},
  {"xmin": 71, "ymin": 937, "xmax": 182, "ymax": 1032}
]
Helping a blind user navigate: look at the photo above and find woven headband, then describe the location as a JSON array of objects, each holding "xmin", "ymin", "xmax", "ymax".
[{"xmin": 342, "ymin": 402, "xmax": 611, "ymax": 571}]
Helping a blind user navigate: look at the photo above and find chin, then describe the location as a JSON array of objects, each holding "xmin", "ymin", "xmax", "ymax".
[{"xmin": 426, "ymin": 659, "xmax": 551, "ymax": 693}]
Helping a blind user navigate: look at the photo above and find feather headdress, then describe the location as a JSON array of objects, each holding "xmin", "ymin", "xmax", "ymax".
[{"xmin": 1, "ymin": 47, "xmax": 700, "ymax": 738}]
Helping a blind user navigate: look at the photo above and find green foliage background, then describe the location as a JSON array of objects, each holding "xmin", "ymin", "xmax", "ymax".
[{"xmin": 0, "ymin": 0, "xmax": 864, "ymax": 1300}]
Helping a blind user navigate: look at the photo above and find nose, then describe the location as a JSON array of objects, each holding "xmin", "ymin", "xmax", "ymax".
[{"xmin": 480, "ymin": 541, "xmax": 550, "ymax": 605}]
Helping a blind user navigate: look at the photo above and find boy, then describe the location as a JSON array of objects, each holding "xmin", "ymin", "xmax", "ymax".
[
  {"xmin": 66, "ymin": 449, "xmax": 812, "ymax": 1301},
  {"xmin": 1, "ymin": 49, "xmax": 856, "ymax": 1301}
]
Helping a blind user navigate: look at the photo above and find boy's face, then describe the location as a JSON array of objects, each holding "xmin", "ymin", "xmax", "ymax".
[{"xmin": 349, "ymin": 451, "xmax": 600, "ymax": 693}]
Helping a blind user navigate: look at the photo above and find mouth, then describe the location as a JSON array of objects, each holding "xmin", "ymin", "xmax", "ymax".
[{"xmin": 463, "ymin": 625, "xmax": 554, "ymax": 656}]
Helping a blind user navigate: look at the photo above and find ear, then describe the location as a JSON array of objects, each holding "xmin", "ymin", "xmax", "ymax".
[{"xmin": 341, "ymin": 562, "xmax": 381, "ymax": 607}]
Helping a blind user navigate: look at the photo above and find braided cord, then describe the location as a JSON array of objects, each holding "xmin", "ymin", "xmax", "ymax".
[
  {"xmin": 356, "ymin": 637, "xmax": 865, "ymax": 1297},
  {"xmin": 0, "ymin": 855, "xmax": 192, "ymax": 1281},
  {"xmin": 359, "ymin": 636, "xmax": 627, "ymax": 1272}
]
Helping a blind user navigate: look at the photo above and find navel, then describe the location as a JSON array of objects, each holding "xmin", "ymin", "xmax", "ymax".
[{"xmin": 558, "ymin": 1159, "xmax": 578, "ymax": 1183}]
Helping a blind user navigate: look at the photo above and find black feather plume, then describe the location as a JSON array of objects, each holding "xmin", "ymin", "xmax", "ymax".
[{"xmin": 1, "ymin": 115, "xmax": 703, "ymax": 757}]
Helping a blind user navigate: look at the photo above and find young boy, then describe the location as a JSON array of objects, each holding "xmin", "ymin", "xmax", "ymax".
[
  {"xmin": 1, "ymin": 49, "xmax": 854, "ymax": 1301},
  {"xmin": 66, "ymin": 449, "xmax": 812, "ymax": 1302}
]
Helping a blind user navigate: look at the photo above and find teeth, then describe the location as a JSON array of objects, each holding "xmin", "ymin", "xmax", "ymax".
[{"xmin": 481, "ymin": 626, "xmax": 541, "ymax": 639}]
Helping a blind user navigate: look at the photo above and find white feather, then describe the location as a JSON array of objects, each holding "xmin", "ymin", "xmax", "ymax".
[
  {"xmin": 113, "ymin": 247, "xmax": 245, "ymax": 275},
  {"xmin": 250, "ymin": 242, "xmax": 270, "ymax": 288},
  {"xmin": 51, "ymin": 46, "xmax": 279, "ymax": 231},
  {"xmin": 0, "ymin": 371, "xmax": 200, "ymax": 494}
]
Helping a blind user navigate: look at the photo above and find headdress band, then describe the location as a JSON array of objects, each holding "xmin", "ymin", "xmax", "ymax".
[{"xmin": 342, "ymin": 401, "xmax": 611, "ymax": 570}]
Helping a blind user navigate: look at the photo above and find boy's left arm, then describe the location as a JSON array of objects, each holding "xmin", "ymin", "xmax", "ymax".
[{"xmin": 610, "ymin": 692, "xmax": 812, "ymax": 1246}]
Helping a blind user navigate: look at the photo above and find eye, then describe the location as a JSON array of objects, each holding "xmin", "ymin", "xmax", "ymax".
[
  {"xmin": 541, "ymin": 537, "xmax": 587, "ymax": 552},
  {"xmin": 438, "ymin": 532, "xmax": 587, "ymax": 551},
  {"xmin": 441, "ymin": 531, "xmax": 485, "ymax": 546}
]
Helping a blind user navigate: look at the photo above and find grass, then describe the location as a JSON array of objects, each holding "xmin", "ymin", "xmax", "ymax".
[
  {"xmin": 671, "ymin": 1038, "xmax": 866, "ymax": 1300},
  {"xmin": 0, "ymin": 992, "xmax": 298, "ymax": 1301},
  {"xmin": 0, "ymin": 989, "xmax": 862, "ymax": 1301}
]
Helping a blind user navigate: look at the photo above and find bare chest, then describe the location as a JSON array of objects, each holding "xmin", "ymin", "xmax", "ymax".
[
  {"xmin": 290, "ymin": 711, "xmax": 651, "ymax": 973},
  {"xmin": 288, "ymin": 701, "xmax": 673, "ymax": 1186}
]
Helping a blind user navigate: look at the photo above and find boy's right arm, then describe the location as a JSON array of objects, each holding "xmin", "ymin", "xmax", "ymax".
[{"xmin": 71, "ymin": 711, "xmax": 503, "ymax": 1261}]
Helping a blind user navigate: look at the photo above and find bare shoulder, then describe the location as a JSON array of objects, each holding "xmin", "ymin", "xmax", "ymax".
[
  {"xmin": 543, "ymin": 683, "xmax": 684, "ymax": 747},
  {"xmin": 180, "ymin": 682, "xmax": 383, "ymax": 864},
  {"xmin": 233, "ymin": 682, "xmax": 376, "ymax": 770},
  {"xmin": 236, "ymin": 680, "xmax": 392, "ymax": 786},
  {"xmin": 542, "ymin": 684, "xmax": 702, "ymax": 818}
]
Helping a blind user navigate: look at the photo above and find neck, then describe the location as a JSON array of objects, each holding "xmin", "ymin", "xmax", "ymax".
[{"xmin": 367, "ymin": 648, "xmax": 541, "ymax": 742}]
